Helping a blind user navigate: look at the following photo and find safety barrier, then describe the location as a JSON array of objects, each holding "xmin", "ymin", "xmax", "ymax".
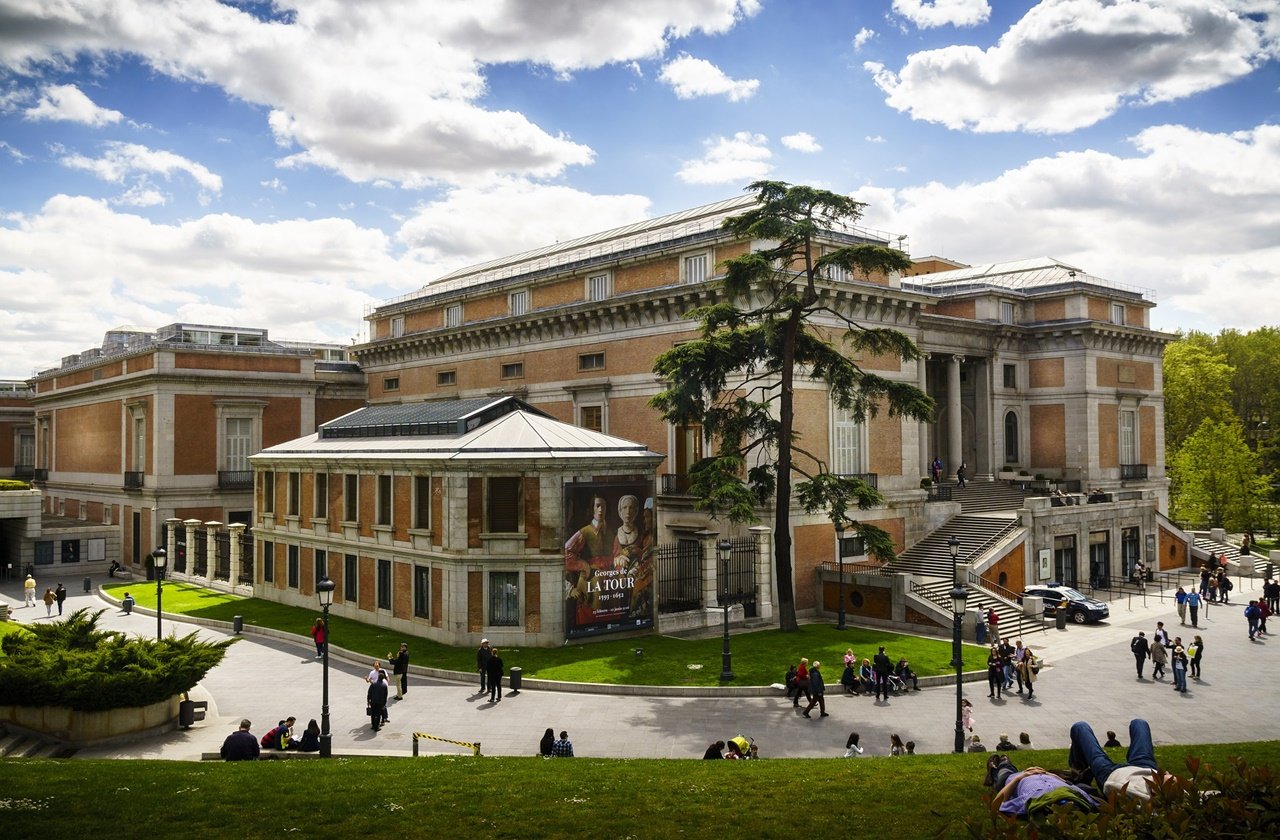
[{"xmin": 412, "ymin": 732, "xmax": 481, "ymax": 756}]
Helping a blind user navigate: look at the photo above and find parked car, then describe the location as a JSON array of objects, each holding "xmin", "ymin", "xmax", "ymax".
[{"xmin": 1020, "ymin": 584, "xmax": 1109, "ymax": 624}]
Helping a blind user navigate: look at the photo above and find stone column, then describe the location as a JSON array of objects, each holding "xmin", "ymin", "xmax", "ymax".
[
  {"xmin": 184, "ymin": 518, "xmax": 202, "ymax": 580},
  {"xmin": 948, "ymin": 355, "xmax": 964, "ymax": 473},
  {"xmin": 228, "ymin": 522, "xmax": 246, "ymax": 588},
  {"xmin": 164, "ymin": 517, "xmax": 182, "ymax": 573},
  {"xmin": 696, "ymin": 529, "xmax": 720, "ymax": 615},
  {"xmin": 204, "ymin": 521, "xmax": 222, "ymax": 583},
  {"xmin": 918, "ymin": 354, "xmax": 931, "ymax": 478},
  {"xmin": 749, "ymin": 525, "xmax": 774, "ymax": 621},
  {"xmin": 974, "ymin": 358, "xmax": 993, "ymax": 480}
]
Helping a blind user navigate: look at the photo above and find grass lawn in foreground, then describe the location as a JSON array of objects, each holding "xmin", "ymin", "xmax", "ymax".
[
  {"xmin": 1, "ymin": 741, "xmax": 1274, "ymax": 839},
  {"xmin": 102, "ymin": 582, "xmax": 986, "ymax": 686}
]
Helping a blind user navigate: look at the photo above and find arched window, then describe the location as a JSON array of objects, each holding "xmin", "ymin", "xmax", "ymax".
[{"xmin": 1004, "ymin": 411, "xmax": 1020, "ymax": 464}]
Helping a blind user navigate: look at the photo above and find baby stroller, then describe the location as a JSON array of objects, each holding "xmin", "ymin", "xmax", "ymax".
[
  {"xmin": 727, "ymin": 735, "xmax": 758, "ymax": 759},
  {"xmin": 885, "ymin": 671, "xmax": 908, "ymax": 694}
]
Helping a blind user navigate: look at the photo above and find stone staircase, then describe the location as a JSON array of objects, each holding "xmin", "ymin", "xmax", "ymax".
[
  {"xmin": 0, "ymin": 726, "xmax": 77, "ymax": 759},
  {"xmin": 937, "ymin": 478, "xmax": 1036, "ymax": 514},
  {"xmin": 1193, "ymin": 536, "xmax": 1273, "ymax": 577}
]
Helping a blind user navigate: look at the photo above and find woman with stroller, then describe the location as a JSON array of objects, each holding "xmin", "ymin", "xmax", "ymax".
[{"xmin": 894, "ymin": 657, "xmax": 919, "ymax": 691}]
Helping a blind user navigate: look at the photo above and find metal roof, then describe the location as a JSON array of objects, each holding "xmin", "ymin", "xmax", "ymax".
[
  {"xmin": 319, "ymin": 396, "xmax": 544, "ymax": 439},
  {"xmin": 903, "ymin": 257, "xmax": 1156, "ymax": 301}
]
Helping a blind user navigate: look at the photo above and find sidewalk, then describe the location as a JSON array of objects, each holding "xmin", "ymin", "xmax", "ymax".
[{"xmin": 2, "ymin": 572, "xmax": 1275, "ymax": 760}]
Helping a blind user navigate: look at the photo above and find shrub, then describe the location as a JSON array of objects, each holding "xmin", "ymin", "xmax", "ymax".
[
  {"xmin": 962, "ymin": 756, "xmax": 1280, "ymax": 839},
  {"xmin": 0, "ymin": 608, "xmax": 234, "ymax": 711},
  {"xmin": 1034, "ymin": 474, "xmax": 1047, "ymax": 482},
  {"xmin": 0, "ymin": 479, "xmax": 31, "ymax": 491},
  {"xmin": 921, "ymin": 477, "xmax": 933, "ymax": 489}
]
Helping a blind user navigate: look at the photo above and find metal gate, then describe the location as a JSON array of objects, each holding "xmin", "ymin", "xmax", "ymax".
[
  {"xmin": 720, "ymin": 538, "xmax": 758, "ymax": 618},
  {"xmin": 656, "ymin": 539, "xmax": 702, "ymax": 613}
]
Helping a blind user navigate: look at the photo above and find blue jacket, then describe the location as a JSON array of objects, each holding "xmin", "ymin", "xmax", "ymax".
[{"xmin": 808, "ymin": 666, "xmax": 825, "ymax": 695}]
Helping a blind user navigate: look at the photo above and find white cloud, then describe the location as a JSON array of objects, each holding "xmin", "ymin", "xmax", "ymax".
[
  {"xmin": 260, "ymin": 178, "xmax": 286, "ymax": 192},
  {"xmin": 0, "ymin": 140, "xmax": 28, "ymax": 161},
  {"xmin": 396, "ymin": 180, "xmax": 651, "ymax": 265},
  {"xmin": 0, "ymin": 195, "xmax": 419, "ymax": 376},
  {"xmin": 852, "ymin": 27, "xmax": 876, "ymax": 51},
  {"xmin": 891, "ymin": 0, "xmax": 990, "ymax": 29},
  {"xmin": 865, "ymin": 135, "xmax": 886, "ymax": 143},
  {"xmin": 676, "ymin": 132, "xmax": 772, "ymax": 184},
  {"xmin": 0, "ymin": 1, "xmax": 761, "ymax": 187},
  {"xmin": 659, "ymin": 54, "xmax": 759, "ymax": 101},
  {"xmin": 59, "ymin": 141, "xmax": 222, "ymax": 202},
  {"xmin": 24, "ymin": 83, "xmax": 123, "ymax": 126},
  {"xmin": 781, "ymin": 132, "xmax": 822, "ymax": 153},
  {"xmin": 869, "ymin": 0, "xmax": 1269, "ymax": 133},
  {"xmin": 851, "ymin": 122, "xmax": 1280, "ymax": 333},
  {"xmin": 114, "ymin": 185, "xmax": 167, "ymax": 207}
]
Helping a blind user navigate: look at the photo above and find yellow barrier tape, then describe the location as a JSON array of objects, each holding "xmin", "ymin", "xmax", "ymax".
[{"xmin": 413, "ymin": 732, "xmax": 482, "ymax": 756}]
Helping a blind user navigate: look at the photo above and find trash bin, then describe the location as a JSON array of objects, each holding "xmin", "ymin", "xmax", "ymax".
[
  {"xmin": 508, "ymin": 666, "xmax": 522, "ymax": 694},
  {"xmin": 179, "ymin": 699, "xmax": 196, "ymax": 728},
  {"xmin": 83, "ymin": 576, "xmax": 92, "ymax": 593},
  {"xmin": 233, "ymin": 615, "xmax": 243, "ymax": 634},
  {"xmin": 1055, "ymin": 607, "xmax": 1068, "ymax": 630}
]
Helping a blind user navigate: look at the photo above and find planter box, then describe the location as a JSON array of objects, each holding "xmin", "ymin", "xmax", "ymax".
[{"xmin": 0, "ymin": 695, "xmax": 178, "ymax": 747}]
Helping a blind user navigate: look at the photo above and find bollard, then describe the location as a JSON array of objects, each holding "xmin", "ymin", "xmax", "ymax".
[
  {"xmin": 233, "ymin": 615, "xmax": 243, "ymax": 634},
  {"xmin": 83, "ymin": 576, "xmax": 92, "ymax": 593}
]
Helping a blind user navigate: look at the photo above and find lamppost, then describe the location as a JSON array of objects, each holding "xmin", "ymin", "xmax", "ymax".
[
  {"xmin": 834, "ymin": 519, "xmax": 848, "ymax": 631},
  {"xmin": 152, "ymin": 546, "xmax": 167, "ymax": 639},
  {"xmin": 316, "ymin": 576, "xmax": 336, "ymax": 758},
  {"xmin": 949, "ymin": 536, "xmax": 967, "ymax": 753},
  {"xmin": 717, "ymin": 537, "xmax": 734, "ymax": 682}
]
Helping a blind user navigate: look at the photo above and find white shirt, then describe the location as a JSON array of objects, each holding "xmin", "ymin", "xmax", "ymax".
[{"xmin": 1104, "ymin": 766, "xmax": 1159, "ymax": 801}]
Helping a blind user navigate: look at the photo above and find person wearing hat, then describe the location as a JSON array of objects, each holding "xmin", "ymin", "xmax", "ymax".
[
  {"xmin": 476, "ymin": 639, "xmax": 492, "ymax": 695},
  {"xmin": 23, "ymin": 573, "xmax": 36, "ymax": 607}
]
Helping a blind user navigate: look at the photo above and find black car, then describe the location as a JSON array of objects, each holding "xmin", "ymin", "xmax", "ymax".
[{"xmin": 1020, "ymin": 584, "xmax": 1109, "ymax": 624}]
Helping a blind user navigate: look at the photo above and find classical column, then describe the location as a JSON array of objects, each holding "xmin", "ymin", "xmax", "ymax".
[
  {"xmin": 948, "ymin": 355, "xmax": 964, "ymax": 473},
  {"xmin": 974, "ymin": 358, "xmax": 993, "ymax": 480},
  {"xmin": 918, "ymin": 353, "xmax": 931, "ymax": 477},
  {"xmin": 204, "ymin": 520, "xmax": 222, "ymax": 583},
  {"xmin": 749, "ymin": 525, "xmax": 774, "ymax": 621},
  {"xmin": 164, "ymin": 517, "xmax": 182, "ymax": 571},
  {"xmin": 696, "ymin": 530, "xmax": 720, "ymax": 615},
  {"xmin": 184, "ymin": 518, "xmax": 202, "ymax": 579},
  {"xmin": 228, "ymin": 522, "xmax": 246, "ymax": 588}
]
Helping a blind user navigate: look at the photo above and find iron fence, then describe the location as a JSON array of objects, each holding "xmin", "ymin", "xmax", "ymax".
[
  {"xmin": 239, "ymin": 530, "xmax": 254, "ymax": 584},
  {"xmin": 214, "ymin": 531, "xmax": 231, "ymax": 581},
  {"xmin": 193, "ymin": 529, "xmax": 208, "ymax": 577},
  {"xmin": 656, "ymin": 539, "xmax": 702, "ymax": 613}
]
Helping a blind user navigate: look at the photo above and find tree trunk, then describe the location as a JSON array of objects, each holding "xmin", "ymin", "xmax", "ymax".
[{"xmin": 773, "ymin": 310, "xmax": 801, "ymax": 632}]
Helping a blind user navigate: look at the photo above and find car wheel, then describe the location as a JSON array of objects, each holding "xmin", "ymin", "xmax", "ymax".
[{"xmin": 1071, "ymin": 610, "xmax": 1087, "ymax": 624}]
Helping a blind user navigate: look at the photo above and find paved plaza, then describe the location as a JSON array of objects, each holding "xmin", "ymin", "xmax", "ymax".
[{"xmin": 2, "ymin": 573, "xmax": 1276, "ymax": 761}]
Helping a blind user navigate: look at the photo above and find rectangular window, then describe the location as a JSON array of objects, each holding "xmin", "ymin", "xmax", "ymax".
[
  {"xmin": 377, "ymin": 558, "xmax": 392, "ymax": 610},
  {"xmin": 391, "ymin": 315, "xmax": 405, "ymax": 337},
  {"xmin": 262, "ymin": 542, "xmax": 275, "ymax": 583},
  {"xmin": 343, "ymin": 553, "xmax": 358, "ymax": 602},
  {"xmin": 34, "ymin": 541, "xmax": 54, "ymax": 566},
  {"xmin": 343, "ymin": 474, "xmax": 358, "ymax": 521},
  {"xmin": 414, "ymin": 475, "xmax": 431, "ymax": 530},
  {"xmin": 413, "ymin": 565, "xmax": 430, "ymax": 619},
  {"xmin": 287, "ymin": 472, "xmax": 300, "ymax": 516},
  {"xmin": 377, "ymin": 474, "xmax": 392, "ymax": 526},
  {"xmin": 1000, "ymin": 301, "xmax": 1016, "ymax": 324},
  {"xmin": 223, "ymin": 417, "xmax": 252, "ymax": 471},
  {"xmin": 437, "ymin": 370, "xmax": 456, "ymax": 387},
  {"xmin": 1003, "ymin": 364, "xmax": 1017, "ymax": 388},
  {"xmin": 313, "ymin": 472, "xmax": 328, "ymax": 520},
  {"xmin": 384, "ymin": 376, "xmax": 400, "ymax": 392},
  {"xmin": 831, "ymin": 407, "xmax": 864, "ymax": 475},
  {"xmin": 315, "ymin": 549, "xmax": 328, "ymax": 582},
  {"xmin": 132, "ymin": 415, "xmax": 146, "ymax": 472},
  {"xmin": 827, "ymin": 263, "xmax": 850, "ymax": 283},
  {"xmin": 488, "ymin": 570, "xmax": 520, "ymax": 626},
  {"xmin": 287, "ymin": 544, "xmax": 300, "ymax": 588},
  {"xmin": 1111, "ymin": 303, "xmax": 1125, "ymax": 325},
  {"xmin": 586, "ymin": 273, "xmax": 610, "ymax": 301},
  {"xmin": 509, "ymin": 289, "xmax": 529, "ymax": 316},
  {"xmin": 262, "ymin": 471, "xmax": 275, "ymax": 513},
  {"xmin": 487, "ymin": 476, "xmax": 522, "ymax": 533},
  {"xmin": 501, "ymin": 362, "xmax": 524, "ymax": 379},
  {"xmin": 683, "ymin": 253, "xmax": 708, "ymax": 284},
  {"xmin": 445, "ymin": 303, "xmax": 462, "ymax": 328},
  {"xmin": 579, "ymin": 405, "xmax": 603, "ymax": 433},
  {"xmin": 1120, "ymin": 409, "xmax": 1137, "ymax": 464},
  {"xmin": 578, "ymin": 352, "xmax": 605, "ymax": 372}
]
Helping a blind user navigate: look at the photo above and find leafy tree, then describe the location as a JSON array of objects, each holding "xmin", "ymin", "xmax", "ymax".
[
  {"xmin": 1161, "ymin": 335, "xmax": 1234, "ymax": 457},
  {"xmin": 1171, "ymin": 419, "xmax": 1270, "ymax": 530},
  {"xmin": 651, "ymin": 181, "xmax": 933, "ymax": 632}
]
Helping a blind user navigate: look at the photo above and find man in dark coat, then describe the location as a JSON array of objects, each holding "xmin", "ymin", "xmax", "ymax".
[
  {"xmin": 54, "ymin": 582, "xmax": 67, "ymax": 615},
  {"xmin": 802, "ymin": 661, "xmax": 828, "ymax": 718},
  {"xmin": 220, "ymin": 719, "xmax": 260, "ymax": 761},
  {"xmin": 873, "ymin": 646, "xmax": 893, "ymax": 700},
  {"xmin": 389, "ymin": 643, "xmax": 409, "ymax": 699},
  {"xmin": 486, "ymin": 647, "xmax": 505, "ymax": 703},
  {"xmin": 368, "ymin": 672, "xmax": 390, "ymax": 731},
  {"xmin": 476, "ymin": 639, "xmax": 492, "ymax": 694},
  {"xmin": 1131, "ymin": 631, "xmax": 1150, "ymax": 678}
]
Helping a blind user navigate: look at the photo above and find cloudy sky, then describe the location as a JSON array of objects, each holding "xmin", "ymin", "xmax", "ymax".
[{"xmin": 1, "ymin": 0, "xmax": 1277, "ymax": 379}]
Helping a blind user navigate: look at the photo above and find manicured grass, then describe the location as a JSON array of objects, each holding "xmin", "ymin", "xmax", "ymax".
[
  {"xmin": 1, "ymin": 742, "xmax": 1274, "ymax": 839},
  {"xmin": 102, "ymin": 582, "xmax": 986, "ymax": 686}
]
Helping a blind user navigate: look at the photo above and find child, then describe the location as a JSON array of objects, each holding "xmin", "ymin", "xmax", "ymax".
[
  {"xmin": 890, "ymin": 733, "xmax": 906, "ymax": 756},
  {"xmin": 122, "ymin": 592, "xmax": 135, "ymax": 614},
  {"xmin": 843, "ymin": 732, "xmax": 864, "ymax": 758},
  {"xmin": 962, "ymin": 698, "xmax": 975, "ymax": 732},
  {"xmin": 905, "ymin": 740, "xmax": 916, "ymax": 755}
]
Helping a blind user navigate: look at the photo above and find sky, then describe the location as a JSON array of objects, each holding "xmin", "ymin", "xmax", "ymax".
[{"xmin": 1, "ymin": 0, "xmax": 1277, "ymax": 380}]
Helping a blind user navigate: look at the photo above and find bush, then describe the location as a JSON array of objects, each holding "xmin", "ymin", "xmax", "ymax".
[
  {"xmin": 963, "ymin": 756, "xmax": 1280, "ymax": 838},
  {"xmin": 0, "ymin": 608, "xmax": 234, "ymax": 711},
  {"xmin": 921, "ymin": 477, "xmax": 933, "ymax": 489},
  {"xmin": 0, "ymin": 479, "xmax": 30, "ymax": 491}
]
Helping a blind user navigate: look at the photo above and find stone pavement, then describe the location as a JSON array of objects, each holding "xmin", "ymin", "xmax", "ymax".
[{"xmin": 2, "ymin": 572, "xmax": 1276, "ymax": 761}]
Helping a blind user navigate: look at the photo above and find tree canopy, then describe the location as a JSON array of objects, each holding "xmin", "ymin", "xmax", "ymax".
[{"xmin": 651, "ymin": 181, "xmax": 933, "ymax": 632}]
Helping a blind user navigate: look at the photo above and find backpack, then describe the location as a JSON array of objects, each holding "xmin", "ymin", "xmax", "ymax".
[
  {"xmin": 1245, "ymin": 604, "xmax": 1259, "ymax": 619},
  {"xmin": 1222, "ymin": 577, "xmax": 1233, "ymax": 592},
  {"xmin": 1130, "ymin": 636, "xmax": 1143, "ymax": 653}
]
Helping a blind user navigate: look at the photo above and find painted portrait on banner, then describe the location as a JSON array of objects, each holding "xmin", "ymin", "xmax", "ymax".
[{"xmin": 564, "ymin": 481, "xmax": 655, "ymax": 639}]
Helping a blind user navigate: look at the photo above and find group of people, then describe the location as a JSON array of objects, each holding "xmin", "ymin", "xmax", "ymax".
[
  {"xmin": 1130, "ymin": 621, "xmax": 1201, "ymax": 692},
  {"xmin": 784, "ymin": 646, "xmax": 921, "ymax": 718},
  {"xmin": 22, "ymin": 575, "xmax": 66, "ymax": 617},
  {"xmin": 929, "ymin": 456, "xmax": 968, "ymax": 488},
  {"xmin": 702, "ymin": 736, "xmax": 758, "ymax": 759},
  {"xmin": 220, "ymin": 716, "xmax": 323, "ymax": 759},
  {"xmin": 984, "ymin": 637, "xmax": 1038, "ymax": 700},
  {"xmin": 476, "ymin": 638, "xmax": 508, "ymax": 703},
  {"xmin": 1198, "ymin": 563, "xmax": 1235, "ymax": 605},
  {"xmin": 539, "ymin": 728, "xmax": 576, "ymax": 757},
  {"xmin": 842, "ymin": 731, "xmax": 914, "ymax": 757},
  {"xmin": 364, "ymin": 643, "xmax": 411, "ymax": 732}
]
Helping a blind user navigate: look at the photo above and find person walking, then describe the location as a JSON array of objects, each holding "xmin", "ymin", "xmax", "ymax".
[
  {"xmin": 792, "ymin": 657, "xmax": 812, "ymax": 708},
  {"xmin": 309, "ymin": 617, "xmax": 327, "ymax": 659},
  {"xmin": 42, "ymin": 587, "xmax": 56, "ymax": 617},
  {"xmin": 1016, "ymin": 652, "xmax": 1037, "ymax": 700},
  {"xmin": 476, "ymin": 639, "xmax": 492, "ymax": 695},
  {"xmin": 54, "ymin": 582, "xmax": 66, "ymax": 615},
  {"xmin": 1170, "ymin": 645, "xmax": 1189, "ymax": 693},
  {"xmin": 1245, "ymin": 600, "xmax": 1262, "ymax": 640},
  {"xmin": 1012, "ymin": 640, "xmax": 1029, "ymax": 694},
  {"xmin": 1149, "ymin": 638, "xmax": 1167, "ymax": 680},
  {"xmin": 986, "ymin": 645, "xmax": 1005, "ymax": 699},
  {"xmin": 23, "ymin": 574, "xmax": 36, "ymax": 607},
  {"xmin": 1257, "ymin": 599, "xmax": 1271, "ymax": 637},
  {"xmin": 486, "ymin": 647, "xmax": 505, "ymax": 703},
  {"xmin": 956, "ymin": 462, "xmax": 968, "ymax": 488},
  {"xmin": 367, "ymin": 672, "xmax": 389, "ymax": 731},
  {"xmin": 1175, "ymin": 587, "xmax": 1187, "ymax": 625},
  {"xmin": 1153, "ymin": 621, "xmax": 1170, "ymax": 649},
  {"xmin": 389, "ymin": 642, "xmax": 409, "ymax": 699},
  {"xmin": 1188, "ymin": 635, "xmax": 1204, "ymax": 679},
  {"xmin": 1186, "ymin": 588, "xmax": 1202, "ymax": 628},
  {"xmin": 1130, "ymin": 631, "xmax": 1150, "ymax": 679},
  {"xmin": 872, "ymin": 646, "xmax": 893, "ymax": 701},
  {"xmin": 802, "ymin": 660, "xmax": 828, "ymax": 718}
]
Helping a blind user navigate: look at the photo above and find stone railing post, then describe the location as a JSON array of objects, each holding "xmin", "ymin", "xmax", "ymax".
[
  {"xmin": 183, "ymin": 519, "xmax": 202, "ymax": 581},
  {"xmin": 696, "ymin": 529, "xmax": 720, "ymax": 613},
  {"xmin": 749, "ymin": 525, "xmax": 774, "ymax": 621},
  {"xmin": 204, "ymin": 521, "xmax": 222, "ymax": 583},
  {"xmin": 228, "ymin": 523, "xmax": 246, "ymax": 588},
  {"xmin": 164, "ymin": 518, "xmax": 182, "ymax": 575}
]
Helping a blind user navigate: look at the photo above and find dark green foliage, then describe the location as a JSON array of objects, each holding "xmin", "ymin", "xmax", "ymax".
[
  {"xmin": 651, "ymin": 181, "xmax": 933, "ymax": 630},
  {"xmin": 0, "ymin": 478, "xmax": 30, "ymax": 490},
  {"xmin": 962, "ymin": 756, "xmax": 1280, "ymax": 839},
  {"xmin": 0, "ymin": 608, "xmax": 233, "ymax": 711}
]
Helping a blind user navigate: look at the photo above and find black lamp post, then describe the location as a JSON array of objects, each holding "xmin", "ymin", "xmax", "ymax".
[
  {"xmin": 949, "ymin": 536, "xmax": 967, "ymax": 753},
  {"xmin": 835, "ymin": 519, "xmax": 847, "ymax": 630},
  {"xmin": 316, "ymin": 576, "xmax": 336, "ymax": 758},
  {"xmin": 717, "ymin": 537, "xmax": 734, "ymax": 682},
  {"xmin": 152, "ymin": 546, "xmax": 167, "ymax": 640}
]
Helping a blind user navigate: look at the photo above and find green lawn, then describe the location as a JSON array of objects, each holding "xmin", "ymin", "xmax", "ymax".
[
  {"xmin": 102, "ymin": 582, "xmax": 985, "ymax": 686},
  {"xmin": 1, "ymin": 742, "xmax": 1274, "ymax": 839}
]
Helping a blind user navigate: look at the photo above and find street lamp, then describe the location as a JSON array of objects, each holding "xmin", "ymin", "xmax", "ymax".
[
  {"xmin": 717, "ymin": 537, "xmax": 734, "ymax": 682},
  {"xmin": 949, "ymin": 536, "xmax": 967, "ymax": 753},
  {"xmin": 316, "ymin": 576, "xmax": 336, "ymax": 758},
  {"xmin": 152, "ymin": 546, "xmax": 167, "ymax": 640},
  {"xmin": 834, "ymin": 519, "xmax": 848, "ymax": 631}
]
